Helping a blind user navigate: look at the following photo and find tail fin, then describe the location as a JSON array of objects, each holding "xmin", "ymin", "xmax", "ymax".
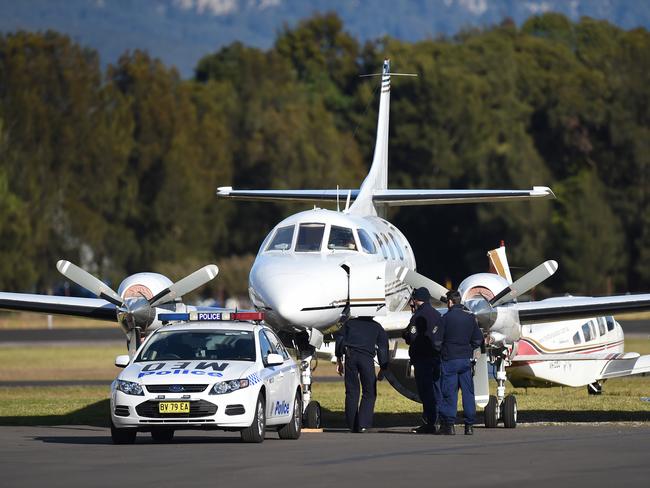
[
  {"xmin": 349, "ymin": 59, "xmax": 391, "ymax": 217},
  {"xmin": 488, "ymin": 242, "xmax": 513, "ymax": 284}
]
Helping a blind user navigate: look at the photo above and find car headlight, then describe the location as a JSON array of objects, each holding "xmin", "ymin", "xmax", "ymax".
[
  {"xmin": 116, "ymin": 380, "xmax": 144, "ymax": 396},
  {"xmin": 210, "ymin": 379, "xmax": 249, "ymax": 395}
]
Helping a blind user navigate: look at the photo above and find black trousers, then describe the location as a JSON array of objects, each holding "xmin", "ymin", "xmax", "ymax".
[
  {"xmin": 412, "ymin": 356, "xmax": 442, "ymax": 425},
  {"xmin": 344, "ymin": 350, "xmax": 377, "ymax": 431}
]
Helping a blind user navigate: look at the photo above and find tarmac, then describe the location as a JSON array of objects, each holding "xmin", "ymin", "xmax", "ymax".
[{"xmin": 1, "ymin": 424, "xmax": 649, "ymax": 488}]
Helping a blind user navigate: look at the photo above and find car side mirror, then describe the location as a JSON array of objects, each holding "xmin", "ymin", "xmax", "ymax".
[
  {"xmin": 115, "ymin": 355, "xmax": 130, "ymax": 368},
  {"xmin": 266, "ymin": 353, "xmax": 284, "ymax": 366}
]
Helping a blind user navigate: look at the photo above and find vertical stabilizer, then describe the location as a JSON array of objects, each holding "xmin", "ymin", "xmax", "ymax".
[
  {"xmin": 349, "ymin": 59, "xmax": 391, "ymax": 217},
  {"xmin": 488, "ymin": 242, "xmax": 513, "ymax": 284}
]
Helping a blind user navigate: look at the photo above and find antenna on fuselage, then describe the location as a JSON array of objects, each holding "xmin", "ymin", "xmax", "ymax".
[
  {"xmin": 344, "ymin": 189, "xmax": 352, "ymax": 213},
  {"xmin": 337, "ymin": 185, "xmax": 340, "ymax": 212}
]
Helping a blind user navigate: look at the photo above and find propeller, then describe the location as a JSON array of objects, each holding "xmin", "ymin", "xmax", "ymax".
[
  {"xmin": 56, "ymin": 260, "xmax": 124, "ymax": 307},
  {"xmin": 489, "ymin": 260, "xmax": 558, "ymax": 306},
  {"xmin": 57, "ymin": 260, "xmax": 220, "ymax": 330},
  {"xmin": 395, "ymin": 266, "xmax": 448, "ymax": 303}
]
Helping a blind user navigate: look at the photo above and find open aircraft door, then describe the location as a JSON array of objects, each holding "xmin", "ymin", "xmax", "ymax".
[{"xmin": 341, "ymin": 261, "xmax": 387, "ymax": 317}]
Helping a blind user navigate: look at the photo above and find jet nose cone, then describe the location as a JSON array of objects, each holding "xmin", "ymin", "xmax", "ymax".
[{"xmin": 249, "ymin": 257, "xmax": 347, "ymax": 329}]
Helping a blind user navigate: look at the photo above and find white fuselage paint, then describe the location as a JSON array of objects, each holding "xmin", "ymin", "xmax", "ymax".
[
  {"xmin": 508, "ymin": 315, "xmax": 625, "ymax": 387},
  {"xmin": 249, "ymin": 208, "xmax": 415, "ymax": 333}
]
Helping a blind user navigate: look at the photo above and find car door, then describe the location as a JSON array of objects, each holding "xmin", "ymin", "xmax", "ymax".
[
  {"xmin": 263, "ymin": 330, "xmax": 296, "ymax": 420},
  {"xmin": 258, "ymin": 330, "xmax": 282, "ymax": 420}
]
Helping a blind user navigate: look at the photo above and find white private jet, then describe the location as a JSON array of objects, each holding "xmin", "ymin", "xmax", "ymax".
[{"xmin": 217, "ymin": 59, "xmax": 650, "ymax": 427}]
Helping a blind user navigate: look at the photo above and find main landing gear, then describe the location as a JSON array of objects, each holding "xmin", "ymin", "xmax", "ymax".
[
  {"xmin": 484, "ymin": 357, "xmax": 517, "ymax": 428},
  {"xmin": 295, "ymin": 332, "xmax": 322, "ymax": 429}
]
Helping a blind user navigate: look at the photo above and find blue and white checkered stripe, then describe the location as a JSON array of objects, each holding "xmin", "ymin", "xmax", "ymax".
[{"xmin": 247, "ymin": 372, "xmax": 262, "ymax": 385}]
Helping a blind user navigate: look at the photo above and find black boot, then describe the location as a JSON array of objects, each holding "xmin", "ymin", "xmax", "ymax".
[
  {"xmin": 437, "ymin": 424, "xmax": 455, "ymax": 435},
  {"xmin": 464, "ymin": 424, "xmax": 473, "ymax": 435},
  {"xmin": 411, "ymin": 424, "xmax": 436, "ymax": 434}
]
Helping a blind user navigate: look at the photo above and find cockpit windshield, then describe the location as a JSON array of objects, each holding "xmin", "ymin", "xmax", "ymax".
[
  {"xmin": 137, "ymin": 330, "xmax": 256, "ymax": 362},
  {"xmin": 328, "ymin": 226, "xmax": 357, "ymax": 251},
  {"xmin": 296, "ymin": 223, "xmax": 325, "ymax": 252},
  {"xmin": 266, "ymin": 225, "xmax": 294, "ymax": 251}
]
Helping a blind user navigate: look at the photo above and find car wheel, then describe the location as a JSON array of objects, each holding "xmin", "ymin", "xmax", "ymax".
[
  {"xmin": 151, "ymin": 428, "xmax": 174, "ymax": 443},
  {"xmin": 278, "ymin": 392, "xmax": 302, "ymax": 440},
  {"xmin": 111, "ymin": 420, "xmax": 137, "ymax": 445},
  {"xmin": 303, "ymin": 400, "xmax": 321, "ymax": 429},
  {"xmin": 241, "ymin": 393, "xmax": 266, "ymax": 443}
]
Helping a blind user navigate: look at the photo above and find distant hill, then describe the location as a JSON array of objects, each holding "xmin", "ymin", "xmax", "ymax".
[{"xmin": 2, "ymin": 0, "xmax": 649, "ymax": 77}]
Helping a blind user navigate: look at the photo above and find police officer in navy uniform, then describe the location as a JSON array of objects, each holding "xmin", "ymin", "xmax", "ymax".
[
  {"xmin": 335, "ymin": 316, "xmax": 389, "ymax": 433},
  {"xmin": 402, "ymin": 287, "xmax": 443, "ymax": 434},
  {"xmin": 437, "ymin": 290, "xmax": 484, "ymax": 435}
]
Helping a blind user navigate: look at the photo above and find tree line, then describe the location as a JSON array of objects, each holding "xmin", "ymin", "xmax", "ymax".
[{"xmin": 1, "ymin": 12, "xmax": 649, "ymax": 300}]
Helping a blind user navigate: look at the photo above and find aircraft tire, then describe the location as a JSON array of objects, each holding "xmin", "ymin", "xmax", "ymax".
[
  {"xmin": 587, "ymin": 382, "xmax": 602, "ymax": 395},
  {"xmin": 241, "ymin": 393, "xmax": 266, "ymax": 443},
  {"xmin": 111, "ymin": 420, "xmax": 137, "ymax": 445},
  {"xmin": 304, "ymin": 401, "xmax": 321, "ymax": 429},
  {"xmin": 484, "ymin": 395, "xmax": 499, "ymax": 428},
  {"xmin": 503, "ymin": 395, "xmax": 517, "ymax": 428},
  {"xmin": 278, "ymin": 391, "xmax": 302, "ymax": 440},
  {"xmin": 150, "ymin": 428, "xmax": 174, "ymax": 443}
]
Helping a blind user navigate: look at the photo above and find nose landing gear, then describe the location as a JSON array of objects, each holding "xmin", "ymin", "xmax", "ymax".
[{"xmin": 483, "ymin": 357, "xmax": 517, "ymax": 428}]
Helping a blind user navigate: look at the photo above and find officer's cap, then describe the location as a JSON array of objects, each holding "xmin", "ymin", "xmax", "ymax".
[{"xmin": 412, "ymin": 287, "xmax": 431, "ymax": 302}]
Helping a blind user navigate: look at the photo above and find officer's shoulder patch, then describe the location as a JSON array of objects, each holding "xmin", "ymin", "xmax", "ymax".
[{"xmin": 432, "ymin": 326, "xmax": 438, "ymax": 334}]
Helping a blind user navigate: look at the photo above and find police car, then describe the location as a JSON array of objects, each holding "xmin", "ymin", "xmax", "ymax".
[{"xmin": 110, "ymin": 312, "xmax": 302, "ymax": 444}]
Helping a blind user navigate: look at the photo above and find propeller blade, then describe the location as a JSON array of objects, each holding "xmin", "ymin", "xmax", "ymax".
[
  {"xmin": 149, "ymin": 264, "xmax": 219, "ymax": 307},
  {"xmin": 56, "ymin": 260, "xmax": 124, "ymax": 307},
  {"xmin": 395, "ymin": 266, "xmax": 449, "ymax": 303},
  {"xmin": 490, "ymin": 260, "xmax": 558, "ymax": 307}
]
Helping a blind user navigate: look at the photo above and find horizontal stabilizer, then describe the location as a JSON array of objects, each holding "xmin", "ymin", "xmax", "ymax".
[
  {"xmin": 372, "ymin": 187, "xmax": 555, "ymax": 206},
  {"xmin": 0, "ymin": 292, "xmax": 116, "ymax": 321},
  {"xmin": 599, "ymin": 354, "xmax": 650, "ymax": 379},
  {"xmin": 216, "ymin": 186, "xmax": 555, "ymax": 206},
  {"xmin": 217, "ymin": 187, "xmax": 358, "ymax": 203}
]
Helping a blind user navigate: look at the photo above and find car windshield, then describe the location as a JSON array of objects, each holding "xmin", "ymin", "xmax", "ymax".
[{"xmin": 136, "ymin": 330, "xmax": 256, "ymax": 362}]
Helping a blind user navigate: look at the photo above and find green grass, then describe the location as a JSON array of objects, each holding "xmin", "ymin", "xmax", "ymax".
[{"xmin": 1, "ymin": 338, "xmax": 649, "ymax": 427}]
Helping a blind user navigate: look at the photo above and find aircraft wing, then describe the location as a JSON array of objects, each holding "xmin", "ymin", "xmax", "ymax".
[
  {"xmin": 514, "ymin": 294, "xmax": 650, "ymax": 324},
  {"xmin": 599, "ymin": 354, "xmax": 650, "ymax": 379},
  {"xmin": 0, "ymin": 292, "xmax": 116, "ymax": 321},
  {"xmin": 216, "ymin": 186, "xmax": 554, "ymax": 206}
]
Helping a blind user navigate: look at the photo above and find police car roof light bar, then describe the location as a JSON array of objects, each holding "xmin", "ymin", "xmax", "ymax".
[{"xmin": 157, "ymin": 311, "xmax": 265, "ymax": 323}]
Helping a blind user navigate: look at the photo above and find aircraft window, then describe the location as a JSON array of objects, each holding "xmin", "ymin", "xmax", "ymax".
[
  {"xmin": 266, "ymin": 225, "xmax": 294, "ymax": 251},
  {"xmin": 328, "ymin": 226, "xmax": 357, "ymax": 251},
  {"xmin": 357, "ymin": 229, "xmax": 377, "ymax": 254},
  {"xmin": 389, "ymin": 233, "xmax": 404, "ymax": 260},
  {"xmin": 295, "ymin": 223, "xmax": 325, "ymax": 252},
  {"xmin": 606, "ymin": 316, "xmax": 615, "ymax": 331},
  {"xmin": 264, "ymin": 330, "xmax": 290, "ymax": 360},
  {"xmin": 572, "ymin": 332, "xmax": 581, "ymax": 345},
  {"xmin": 597, "ymin": 317, "xmax": 607, "ymax": 336},
  {"xmin": 589, "ymin": 322, "xmax": 596, "ymax": 340},
  {"xmin": 374, "ymin": 233, "xmax": 388, "ymax": 259},
  {"xmin": 383, "ymin": 233, "xmax": 396, "ymax": 260},
  {"xmin": 582, "ymin": 323, "xmax": 592, "ymax": 342}
]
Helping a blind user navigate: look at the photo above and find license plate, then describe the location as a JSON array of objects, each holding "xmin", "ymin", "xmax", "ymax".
[{"xmin": 158, "ymin": 402, "xmax": 190, "ymax": 414}]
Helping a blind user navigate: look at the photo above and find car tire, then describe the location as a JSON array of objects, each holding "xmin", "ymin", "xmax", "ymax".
[
  {"xmin": 278, "ymin": 392, "xmax": 302, "ymax": 440},
  {"xmin": 111, "ymin": 420, "xmax": 137, "ymax": 445},
  {"xmin": 303, "ymin": 400, "xmax": 321, "ymax": 429},
  {"xmin": 151, "ymin": 428, "xmax": 174, "ymax": 443},
  {"xmin": 484, "ymin": 395, "xmax": 498, "ymax": 428},
  {"xmin": 241, "ymin": 393, "xmax": 266, "ymax": 443}
]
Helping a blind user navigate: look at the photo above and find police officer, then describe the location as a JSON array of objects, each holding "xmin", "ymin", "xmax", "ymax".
[
  {"xmin": 402, "ymin": 287, "xmax": 442, "ymax": 434},
  {"xmin": 437, "ymin": 290, "xmax": 484, "ymax": 435},
  {"xmin": 335, "ymin": 316, "xmax": 389, "ymax": 433}
]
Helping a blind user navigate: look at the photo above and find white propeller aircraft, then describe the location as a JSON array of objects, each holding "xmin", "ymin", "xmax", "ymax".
[{"xmin": 217, "ymin": 59, "xmax": 650, "ymax": 427}]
